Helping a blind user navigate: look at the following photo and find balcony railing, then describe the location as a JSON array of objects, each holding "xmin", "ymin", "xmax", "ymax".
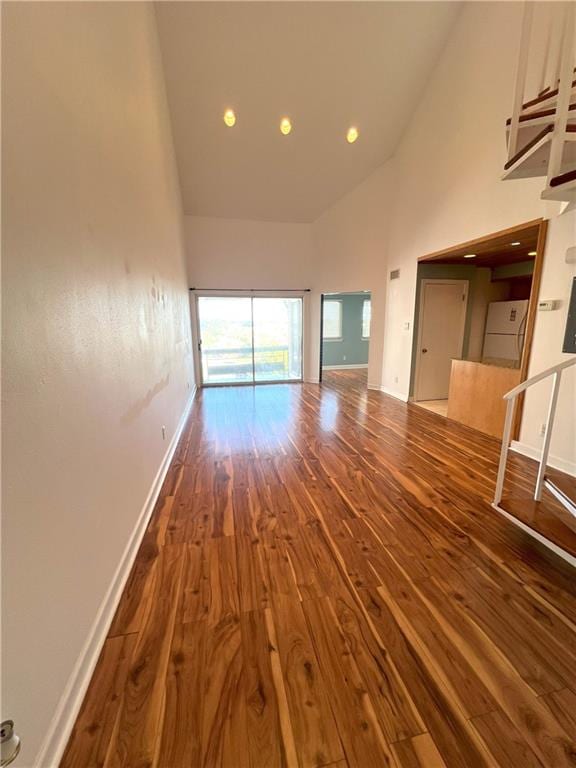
[{"xmin": 203, "ymin": 345, "xmax": 298, "ymax": 382}]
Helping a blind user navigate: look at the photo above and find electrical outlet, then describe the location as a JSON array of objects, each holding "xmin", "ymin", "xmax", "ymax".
[
  {"xmin": 162, "ymin": 425, "xmax": 166, "ymax": 440},
  {"xmin": 394, "ymin": 376, "xmax": 399, "ymax": 384},
  {"xmin": 539, "ymin": 423, "xmax": 546, "ymax": 437},
  {"xmin": 343, "ymin": 355, "xmax": 347, "ymax": 361}
]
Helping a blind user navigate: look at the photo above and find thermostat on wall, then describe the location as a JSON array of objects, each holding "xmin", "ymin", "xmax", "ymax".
[{"xmin": 538, "ymin": 300, "xmax": 558, "ymax": 311}]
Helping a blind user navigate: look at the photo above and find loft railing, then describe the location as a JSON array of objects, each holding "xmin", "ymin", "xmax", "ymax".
[{"xmin": 493, "ymin": 356, "xmax": 576, "ymax": 506}]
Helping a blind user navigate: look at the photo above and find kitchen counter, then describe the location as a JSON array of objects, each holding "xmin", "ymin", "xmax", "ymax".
[{"xmin": 447, "ymin": 359, "xmax": 521, "ymax": 438}]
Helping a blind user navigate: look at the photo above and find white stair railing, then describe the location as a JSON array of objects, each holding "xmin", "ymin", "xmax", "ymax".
[
  {"xmin": 493, "ymin": 356, "xmax": 576, "ymax": 506},
  {"xmin": 546, "ymin": 2, "xmax": 576, "ymax": 186}
]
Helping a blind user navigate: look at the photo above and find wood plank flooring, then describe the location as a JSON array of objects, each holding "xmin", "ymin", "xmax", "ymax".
[{"xmin": 62, "ymin": 369, "xmax": 576, "ymax": 768}]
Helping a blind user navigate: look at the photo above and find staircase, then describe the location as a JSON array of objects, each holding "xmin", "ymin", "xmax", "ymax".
[
  {"xmin": 504, "ymin": 3, "xmax": 576, "ymax": 202},
  {"xmin": 493, "ymin": 356, "xmax": 576, "ymax": 566}
]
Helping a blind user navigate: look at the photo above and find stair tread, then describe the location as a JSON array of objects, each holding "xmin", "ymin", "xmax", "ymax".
[
  {"xmin": 522, "ymin": 77, "xmax": 576, "ymax": 111},
  {"xmin": 550, "ymin": 168, "xmax": 576, "ymax": 188},
  {"xmin": 506, "ymin": 102, "xmax": 576, "ymax": 126},
  {"xmin": 500, "ymin": 494, "xmax": 576, "ymax": 559},
  {"xmin": 504, "ymin": 125, "xmax": 553, "ymax": 170},
  {"xmin": 545, "ymin": 468, "xmax": 576, "ymax": 504}
]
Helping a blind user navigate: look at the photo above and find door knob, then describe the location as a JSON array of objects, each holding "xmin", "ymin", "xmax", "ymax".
[
  {"xmin": 1, "ymin": 721, "xmax": 21, "ymax": 766},
  {"xmin": 422, "ymin": 348, "xmax": 428, "ymax": 353}
]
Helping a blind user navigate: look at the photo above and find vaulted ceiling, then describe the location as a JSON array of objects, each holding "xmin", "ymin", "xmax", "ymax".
[{"xmin": 156, "ymin": 2, "xmax": 461, "ymax": 223}]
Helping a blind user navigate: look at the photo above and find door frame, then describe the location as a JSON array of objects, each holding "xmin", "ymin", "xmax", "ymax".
[
  {"xmin": 318, "ymin": 290, "xmax": 372, "ymax": 383},
  {"xmin": 191, "ymin": 289, "xmax": 306, "ymax": 387},
  {"xmin": 415, "ymin": 218, "xmax": 548, "ymax": 439},
  {"xmin": 413, "ymin": 279, "xmax": 469, "ymax": 402}
]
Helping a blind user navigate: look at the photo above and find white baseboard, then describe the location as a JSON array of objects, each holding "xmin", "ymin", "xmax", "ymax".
[
  {"xmin": 322, "ymin": 364, "xmax": 368, "ymax": 370},
  {"xmin": 34, "ymin": 386, "xmax": 197, "ymax": 768},
  {"xmin": 510, "ymin": 440, "xmax": 576, "ymax": 478},
  {"xmin": 367, "ymin": 383, "xmax": 409, "ymax": 402}
]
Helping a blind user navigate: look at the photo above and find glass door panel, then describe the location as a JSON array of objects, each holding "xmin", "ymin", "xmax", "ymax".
[
  {"xmin": 197, "ymin": 297, "xmax": 253, "ymax": 384},
  {"xmin": 252, "ymin": 298, "xmax": 302, "ymax": 382}
]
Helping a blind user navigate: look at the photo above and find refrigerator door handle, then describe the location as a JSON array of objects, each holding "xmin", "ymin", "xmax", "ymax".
[{"xmin": 516, "ymin": 312, "xmax": 528, "ymax": 360}]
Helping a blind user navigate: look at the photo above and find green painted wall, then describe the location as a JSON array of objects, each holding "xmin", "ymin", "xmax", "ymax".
[
  {"xmin": 491, "ymin": 259, "xmax": 534, "ymax": 281},
  {"xmin": 322, "ymin": 292, "xmax": 370, "ymax": 367},
  {"xmin": 409, "ymin": 264, "xmax": 476, "ymax": 395}
]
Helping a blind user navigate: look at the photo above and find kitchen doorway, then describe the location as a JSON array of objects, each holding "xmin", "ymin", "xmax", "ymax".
[
  {"xmin": 410, "ymin": 219, "xmax": 547, "ymax": 439},
  {"xmin": 194, "ymin": 293, "xmax": 303, "ymax": 386}
]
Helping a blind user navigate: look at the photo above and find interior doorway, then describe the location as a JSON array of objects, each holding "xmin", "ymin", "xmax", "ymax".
[
  {"xmin": 194, "ymin": 293, "xmax": 303, "ymax": 386},
  {"xmin": 320, "ymin": 291, "xmax": 371, "ymax": 390},
  {"xmin": 410, "ymin": 219, "xmax": 547, "ymax": 439}
]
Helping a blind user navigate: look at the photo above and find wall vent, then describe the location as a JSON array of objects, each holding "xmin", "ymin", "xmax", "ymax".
[{"xmin": 390, "ymin": 269, "xmax": 400, "ymax": 280}]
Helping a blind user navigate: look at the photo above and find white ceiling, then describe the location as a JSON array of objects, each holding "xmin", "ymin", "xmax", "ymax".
[{"xmin": 156, "ymin": 2, "xmax": 461, "ymax": 223}]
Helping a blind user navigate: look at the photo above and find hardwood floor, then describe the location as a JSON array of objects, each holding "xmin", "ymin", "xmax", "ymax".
[{"xmin": 62, "ymin": 371, "xmax": 576, "ymax": 768}]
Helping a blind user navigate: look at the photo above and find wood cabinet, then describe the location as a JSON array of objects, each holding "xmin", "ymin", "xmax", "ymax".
[{"xmin": 447, "ymin": 360, "xmax": 521, "ymax": 438}]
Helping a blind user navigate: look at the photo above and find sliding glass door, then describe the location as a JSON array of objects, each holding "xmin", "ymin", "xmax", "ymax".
[
  {"xmin": 196, "ymin": 295, "xmax": 303, "ymax": 385},
  {"xmin": 197, "ymin": 297, "xmax": 253, "ymax": 384}
]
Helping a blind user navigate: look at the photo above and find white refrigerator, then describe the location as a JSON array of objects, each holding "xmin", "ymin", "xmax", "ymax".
[{"xmin": 482, "ymin": 300, "xmax": 529, "ymax": 365}]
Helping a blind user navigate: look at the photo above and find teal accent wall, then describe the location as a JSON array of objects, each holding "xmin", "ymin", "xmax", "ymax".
[{"xmin": 322, "ymin": 292, "xmax": 370, "ymax": 367}]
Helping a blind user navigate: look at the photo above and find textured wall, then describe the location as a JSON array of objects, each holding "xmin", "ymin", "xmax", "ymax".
[{"xmin": 1, "ymin": 4, "xmax": 193, "ymax": 763}]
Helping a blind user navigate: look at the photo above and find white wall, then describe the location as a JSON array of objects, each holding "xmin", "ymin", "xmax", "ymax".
[
  {"xmin": 187, "ymin": 168, "xmax": 394, "ymax": 389},
  {"xmin": 518, "ymin": 208, "xmax": 576, "ymax": 472},
  {"xmin": 185, "ymin": 216, "xmax": 322, "ymax": 381},
  {"xmin": 312, "ymin": 162, "xmax": 395, "ymax": 389},
  {"xmin": 2, "ymin": 4, "xmax": 193, "ymax": 764},
  {"xmin": 311, "ymin": 1, "xmax": 575, "ymax": 467},
  {"xmin": 383, "ymin": 1, "xmax": 559, "ymax": 397},
  {"xmin": 186, "ymin": 216, "xmax": 315, "ymax": 290},
  {"xmin": 380, "ymin": 0, "xmax": 575, "ymax": 464}
]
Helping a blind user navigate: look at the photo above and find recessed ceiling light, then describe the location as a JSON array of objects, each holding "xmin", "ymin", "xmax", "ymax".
[
  {"xmin": 528, "ymin": 250, "xmax": 537, "ymax": 256},
  {"xmin": 223, "ymin": 109, "xmax": 236, "ymax": 127},
  {"xmin": 280, "ymin": 117, "xmax": 292, "ymax": 135},
  {"xmin": 511, "ymin": 241, "xmax": 521, "ymax": 246},
  {"xmin": 463, "ymin": 253, "xmax": 476, "ymax": 259},
  {"xmin": 347, "ymin": 126, "xmax": 359, "ymax": 144}
]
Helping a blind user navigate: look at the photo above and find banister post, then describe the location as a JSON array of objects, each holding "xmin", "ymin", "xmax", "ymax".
[
  {"xmin": 534, "ymin": 371, "xmax": 562, "ymax": 501},
  {"xmin": 494, "ymin": 397, "xmax": 515, "ymax": 506}
]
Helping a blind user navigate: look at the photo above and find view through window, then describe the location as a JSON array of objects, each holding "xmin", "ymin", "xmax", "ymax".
[
  {"xmin": 323, "ymin": 300, "xmax": 342, "ymax": 339},
  {"xmin": 362, "ymin": 298, "xmax": 371, "ymax": 339},
  {"xmin": 197, "ymin": 296, "xmax": 302, "ymax": 385}
]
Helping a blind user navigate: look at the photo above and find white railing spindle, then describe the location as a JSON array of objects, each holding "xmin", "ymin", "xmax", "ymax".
[
  {"xmin": 508, "ymin": 2, "xmax": 534, "ymax": 162},
  {"xmin": 534, "ymin": 370, "xmax": 562, "ymax": 500},
  {"xmin": 494, "ymin": 398, "xmax": 515, "ymax": 505},
  {"xmin": 547, "ymin": 3, "xmax": 576, "ymax": 182},
  {"xmin": 492, "ymin": 357, "xmax": 576, "ymax": 507}
]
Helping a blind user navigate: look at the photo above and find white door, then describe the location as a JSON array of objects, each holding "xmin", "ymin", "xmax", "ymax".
[{"xmin": 415, "ymin": 280, "xmax": 468, "ymax": 401}]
